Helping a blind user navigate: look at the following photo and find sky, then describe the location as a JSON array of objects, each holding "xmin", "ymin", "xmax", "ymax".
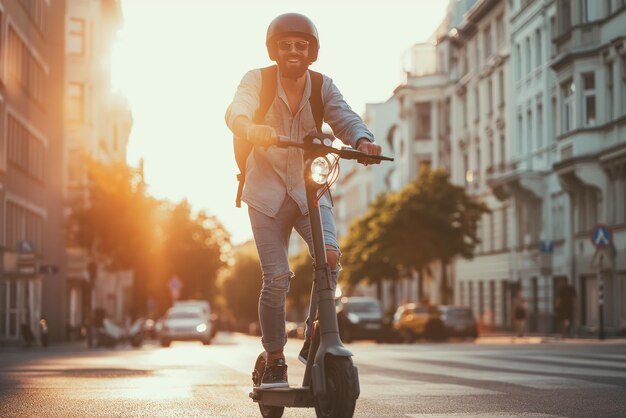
[{"xmin": 110, "ymin": 0, "xmax": 449, "ymax": 245}]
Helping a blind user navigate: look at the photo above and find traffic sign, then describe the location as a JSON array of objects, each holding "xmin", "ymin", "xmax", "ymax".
[
  {"xmin": 539, "ymin": 240, "xmax": 553, "ymax": 253},
  {"xmin": 18, "ymin": 240, "xmax": 34, "ymax": 253},
  {"xmin": 169, "ymin": 276, "xmax": 182, "ymax": 300},
  {"xmin": 591, "ymin": 224, "xmax": 612, "ymax": 249},
  {"xmin": 169, "ymin": 276, "xmax": 182, "ymax": 290}
]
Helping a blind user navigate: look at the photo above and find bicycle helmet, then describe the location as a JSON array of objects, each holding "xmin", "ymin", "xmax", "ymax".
[{"xmin": 266, "ymin": 13, "xmax": 320, "ymax": 62}]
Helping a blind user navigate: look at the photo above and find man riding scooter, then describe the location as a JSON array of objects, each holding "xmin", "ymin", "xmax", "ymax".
[{"xmin": 225, "ymin": 12, "xmax": 381, "ymax": 389}]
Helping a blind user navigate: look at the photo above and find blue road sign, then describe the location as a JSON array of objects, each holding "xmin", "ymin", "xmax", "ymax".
[
  {"xmin": 591, "ymin": 224, "xmax": 612, "ymax": 249},
  {"xmin": 18, "ymin": 240, "xmax": 34, "ymax": 253},
  {"xmin": 539, "ymin": 240, "xmax": 553, "ymax": 253}
]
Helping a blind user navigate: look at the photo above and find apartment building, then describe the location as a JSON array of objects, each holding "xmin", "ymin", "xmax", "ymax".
[
  {"xmin": 0, "ymin": 0, "xmax": 67, "ymax": 344},
  {"xmin": 549, "ymin": 0, "xmax": 626, "ymax": 335},
  {"xmin": 64, "ymin": 0, "xmax": 132, "ymax": 337},
  {"xmin": 449, "ymin": 0, "xmax": 512, "ymax": 330}
]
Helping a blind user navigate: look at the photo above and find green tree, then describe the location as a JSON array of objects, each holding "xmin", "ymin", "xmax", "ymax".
[
  {"xmin": 341, "ymin": 194, "xmax": 399, "ymax": 302},
  {"xmin": 161, "ymin": 200, "xmax": 230, "ymax": 307},
  {"xmin": 219, "ymin": 241, "xmax": 262, "ymax": 328},
  {"xmin": 390, "ymin": 168, "xmax": 489, "ymax": 304},
  {"xmin": 341, "ymin": 168, "xmax": 489, "ymax": 306},
  {"xmin": 70, "ymin": 158, "xmax": 231, "ymax": 316}
]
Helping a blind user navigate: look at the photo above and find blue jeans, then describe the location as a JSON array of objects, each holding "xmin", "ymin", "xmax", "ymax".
[{"xmin": 248, "ymin": 196, "xmax": 340, "ymax": 353}]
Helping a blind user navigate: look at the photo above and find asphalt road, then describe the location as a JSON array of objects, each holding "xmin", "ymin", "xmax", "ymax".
[{"xmin": 1, "ymin": 333, "xmax": 625, "ymax": 417}]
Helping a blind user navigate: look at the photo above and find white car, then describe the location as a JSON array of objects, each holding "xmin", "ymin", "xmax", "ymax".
[{"xmin": 160, "ymin": 307, "xmax": 213, "ymax": 347}]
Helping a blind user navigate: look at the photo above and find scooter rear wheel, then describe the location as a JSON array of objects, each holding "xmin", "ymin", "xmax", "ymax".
[
  {"xmin": 252, "ymin": 353, "xmax": 285, "ymax": 418},
  {"xmin": 314, "ymin": 355, "xmax": 358, "ymax": 418}
]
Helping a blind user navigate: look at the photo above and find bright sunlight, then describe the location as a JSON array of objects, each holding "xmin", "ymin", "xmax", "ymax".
[{"xmin": 110, "ymin": 0, "xmax": 448, "ymax": 244}]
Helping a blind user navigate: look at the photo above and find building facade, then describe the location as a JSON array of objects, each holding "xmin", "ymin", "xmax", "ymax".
[
  {"xmin": 0, "ymin": 0, "xmax": 67, "ymax": 344},
  {"xmin": 549, "ymin": 0, "xmax": 626, "ymax": 335},
  {"xmin": 64, "ymin": 0, "xmax": 132, "ymax": 337}
]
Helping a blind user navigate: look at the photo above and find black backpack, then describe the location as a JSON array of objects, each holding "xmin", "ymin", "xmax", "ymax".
[{"xmin": 233, "ymin": 65, "xmax": 324, "ymax": 208}]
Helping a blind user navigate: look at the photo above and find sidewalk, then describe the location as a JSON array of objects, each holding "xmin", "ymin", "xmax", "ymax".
[{"xmin": 476, "ymin": 331, "xmax": 626, "ymax": 345}]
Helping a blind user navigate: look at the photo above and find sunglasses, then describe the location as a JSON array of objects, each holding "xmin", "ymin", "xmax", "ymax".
[{"xmin": 277, "ymin": 40, "xmax": 310, "ymax": 52}]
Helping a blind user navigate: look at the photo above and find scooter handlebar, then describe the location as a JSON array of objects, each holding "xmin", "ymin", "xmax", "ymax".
[{"xmin": 273, "ymin": 134, "xmax": 394, "ymax": 162}]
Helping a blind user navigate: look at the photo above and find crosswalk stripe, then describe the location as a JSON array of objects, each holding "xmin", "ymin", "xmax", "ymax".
[
  {"xmin": 356, "ymin": 356, "xmax": 617, "ymax": 390},
  {"xmin": 406, "ymin": 413, "xmax": 568, "ymax": 418},
  {"xmin": 360, "ymin": 374, "xmax": 499, "ymax": 397}
]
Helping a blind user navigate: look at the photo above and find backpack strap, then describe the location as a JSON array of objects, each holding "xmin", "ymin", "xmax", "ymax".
[
  {"xmin": 254, "ymin": 65, "xmax": 278, "ymax": 123},
  {"xmin": 234, "ymin": 66, "xmax": 278, "ymax": 208},
  {"xmin": 235, "ymin": 66, "xmax": 325, "ymax": 208},
  {"xmin": 309, "ymin": 70, "xmax": 324, "ymax": 132}
]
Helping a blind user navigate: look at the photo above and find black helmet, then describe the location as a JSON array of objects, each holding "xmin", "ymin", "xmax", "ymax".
[{"xmin": 266, "ymin": 13, "xmax": 319, "ymax": 62}]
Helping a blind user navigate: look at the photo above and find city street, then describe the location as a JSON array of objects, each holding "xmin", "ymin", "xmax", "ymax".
[{"xmin": 1, "ymin": 333, "xmax": 625, "ymax": 417}]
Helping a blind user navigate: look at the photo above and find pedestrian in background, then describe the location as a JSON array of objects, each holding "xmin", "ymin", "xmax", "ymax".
[
  {"xmin": 512, "ymin": 290, "xmax": 527, "ymax": 338},
  {"xmin": 556, "ymin": 283, "xmax": 576, "ymax": 339}
]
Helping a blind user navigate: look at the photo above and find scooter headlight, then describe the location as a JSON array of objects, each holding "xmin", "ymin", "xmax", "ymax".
[
  {"xmin": 311, "ymin": 157, "xmax": 331, "ymax": 184},
  {"xmin": 196, "ymin": 323, "xmax": 207, "ymax": 332}
]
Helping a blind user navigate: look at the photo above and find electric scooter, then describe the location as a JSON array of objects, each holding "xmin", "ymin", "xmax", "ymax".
[{"xmin": 249, "ymin": 132, "xmax": 393, "ymax": 418}]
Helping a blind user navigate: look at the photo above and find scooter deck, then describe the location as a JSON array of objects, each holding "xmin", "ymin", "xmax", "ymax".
[{"xmin": 249, "ymin": 386, "xmax": 315, "ymax": 408}]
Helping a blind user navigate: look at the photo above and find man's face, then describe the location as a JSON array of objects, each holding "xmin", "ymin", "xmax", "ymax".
[{"xmin": 275, "ymin": 36, "xmax": 310, "ymax": 80}]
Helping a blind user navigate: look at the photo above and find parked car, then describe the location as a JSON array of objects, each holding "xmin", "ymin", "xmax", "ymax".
[
  {"xmin": 392, "ymin": 303, "xmax": 443, "ymax": 342},
  {"xmin": 439, "ymin": 305, "xmax": 478, "ymax": 340},
  {"xmin": 336, "ymin": 296, "xmax": 385, "ymax": 343},
  {"xmin": 159, "ymin": 307, "xmax": 213, "ymax": 347}
]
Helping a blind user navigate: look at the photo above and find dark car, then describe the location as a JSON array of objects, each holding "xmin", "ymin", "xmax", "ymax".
[
  {"xmin": 439, "ymin": 305, "xmax": 478, "ymax": 340},
  {"xmin": 336, "ymin": 296, "xmax": 385, "ymax": 343}
]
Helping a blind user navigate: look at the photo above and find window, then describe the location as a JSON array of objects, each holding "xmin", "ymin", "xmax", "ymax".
[
  {"xmin": 499, "ymin": 71, "xmax": 505, "ymax": 105},
  {"xmin": 7, "ymin": 26, "xmax": 47, "ymax": 106},
  {"xmin": 483, "ymin": 25, "xmax": 492, "ymax": 59},
  {"xmin": 476, "ymin": 147, "xmax": 481, "ymax": 185},
  {"xmin": 502, "ymin": 206, "xmax": 508, "ymax": 249},
  {"xmin": 499, "ymin": 135, "xmax": 506, "ymax": 167},
  {"xmin": 475, "ymin": 41, "xmax": 480, "ymax": 68},
  {"xmin": 549, "ymin": 16, "xmax": 556, "ymax": 57},
  {"xmin": 488, "ymin": 138, "xmax": 494, "ymax": 169},
  {"xmin": 552, "ymin": 193, "xmax": 565, "ymax": 240},
  {"xmin": 561, "ymin": 0, "xmax": 572, "ymax": 34},
  {"xmin": 462, "ymin": 95, "xmax": 468, "ymax": 127},
  {"xmin": 607, "ymin": 62, "xmax": 614, "ymax": 121},
  {"xmin": 562, "ymin": 79, "xmax": 575, "ymax": 132},
  {"xmin": 517, "ymin": 113, "xmax": 523, "ymax": 153},
  {"xmin": 535, "ymin": 29, "xmax": 542, "ymax": 67},
  {"xmin": 6, "ymin": 201, "xmax": 44, "ymax": 255},
  {"xmin": 67, "ymin": 82, "xmax": 85, "ymax": 124},
  {"xmin": 575, "ymin": 186, "xmax": 600, "ymax": 232},
  {"xmin": 537, "ymin": 102, "xmax": 543, "ymax": 148},
  {"xmin": 622, "ymin": 54, "xmax": 626, "ymax": 116},
  {"xmin": 488, "ymin": 79, "xmax": 493, "ymax": 114},
  {"xmin": 7, "ymin": 114, "xmax": 46, "ymax": 181},
  {"xmin": 415, "ymin": 102, "xmax": 431, "ymax": 139},
  {"xmin": 515, "ymin": 44, "xmax": 522, "ymax": 81},
  {"xmin": 582, "ymin": 72, "xmax": 596, "ymax": 126},
  {"xmin": 496, "ymin": 15, "xmax": 504, "ymax": 50},
  {"xmin": 475, "ymin": 86, "xmax": 480, "ymax": 122},
  {"xmin": 67, "ymin": 17, "xmax": 86, "ymax": 56},
  {"xmin": 527, "ymin": 109, "xmax": 532, "ymax": 152},
  {"xmin": 525, "ymin": 37, "xmax": 532, "ymax": 74},
  {"xmin": 463, "ymin": 151, "xmax": 469, "ymax": 186},
  {"xmin": 582, "ymin": 0, "xmax": 601, "ymax": 22}
]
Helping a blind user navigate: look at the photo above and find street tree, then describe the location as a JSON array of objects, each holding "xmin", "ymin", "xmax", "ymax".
[
  {"xmin": 218, "ymin": 241, "xmax": 262, "ymax": 329},
  {"xmin": 341, "ymin": 168, "xmax": 489, "ymax": 306},
  {"xmin": 160, "ymin": 200, "xmax": 230, "ymax": 307},
  {"xmin": 341, "ymin": 194, "xmax": 399, "ymax": 303}
]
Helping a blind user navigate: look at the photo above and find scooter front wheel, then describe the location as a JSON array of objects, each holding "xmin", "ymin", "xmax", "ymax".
[
  {"xmin": 252, "ymin": 353, "xmax": 285, "ymax": 418},
  {"xmin": 314, "ymin": 355, "xmax": 358, "ymax": 418}
]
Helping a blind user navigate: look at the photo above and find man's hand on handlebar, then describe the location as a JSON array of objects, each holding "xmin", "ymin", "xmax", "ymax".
[
  {"xmin": 246, "ymin": 124, "xmax": 278, "ymax": 148},
  {"xmin": 356, "ymin": 139, "xmax": 382, "ymax": 166}
]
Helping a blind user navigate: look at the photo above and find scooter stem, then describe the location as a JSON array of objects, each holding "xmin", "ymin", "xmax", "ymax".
[{"xmin": 303, "ymin": 156, "xmax": 353, "ymax": 397}]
